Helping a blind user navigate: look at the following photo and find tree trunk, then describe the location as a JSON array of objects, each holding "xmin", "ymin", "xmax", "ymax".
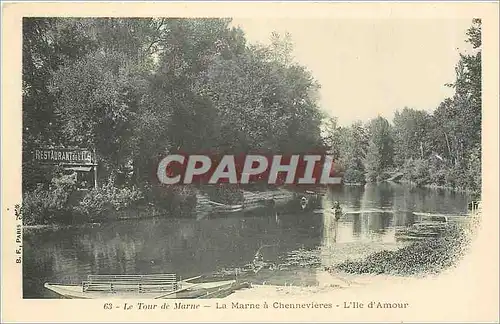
[{"xmin": 444, "ymin": 132, "xmax": 454, "ymax": 164}]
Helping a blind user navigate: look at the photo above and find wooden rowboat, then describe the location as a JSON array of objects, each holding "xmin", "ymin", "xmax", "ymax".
[
  {"xmin": 44, "ymin": 280, "xmax": 237, "ymax": 299},
  {"xmin": 44, "ymin": 274, "xmax": 239, "ymax": 299}
]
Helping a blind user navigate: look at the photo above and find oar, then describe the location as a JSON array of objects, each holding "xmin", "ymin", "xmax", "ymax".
[
  {"xmin": 181, "ymin": 275, "xmax": 202, "ymax": 282},
  {"xmin": 154, "ymin": 276, "xmax": 203, "ymax": 299},
  {"xmin": 154, "ymin": 282, "xmax": 204, "ymax": 299}
]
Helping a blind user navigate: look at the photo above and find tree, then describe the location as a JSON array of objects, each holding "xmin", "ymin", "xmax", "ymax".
[
  {"xmin": 22, "ymin": 18, "xmax": 99, "ymax": 190},
  {"xmin": 392, "ymin": 108, "xmax": 431, "ymax": 166},
  {"xmin": 364, "ymin": 116, "xmax": 393, "ymax": 180},
  {"xmin": 336, "ymin": 121, "xmax": 368, "ymax": 184},
  {"xmin": 364, "ymin": 140, "xmax": 382, "ymax": 182},
  {"xmin": 27, "ymin": 18, "xmax": 326, "ymax": 191},
  {"xmin": 322, "ymin": 116, "xmax": 341, "ymax": 159},
  {"xmin": 394, "ymin": 19, "xmax": 482, "ymax": 192},
  {"xmin": 48, "ymin": 19, "xmax": 159, "ymax": 182}
]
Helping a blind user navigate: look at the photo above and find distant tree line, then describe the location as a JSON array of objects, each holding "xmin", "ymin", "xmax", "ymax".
[{"xmin": 323, "ymin": 19, "xmax": 481, "ymax": 198}]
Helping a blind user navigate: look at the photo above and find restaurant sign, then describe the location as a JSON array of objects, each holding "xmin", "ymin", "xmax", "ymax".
[{"xmin": 34, "ymin": 148, "xmax": 96, "ymax": 165}]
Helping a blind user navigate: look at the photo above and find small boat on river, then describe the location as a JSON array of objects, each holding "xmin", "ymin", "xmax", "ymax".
[{"xmin": 44, "ymin": 274, "xmax": 246, "ymax": 299}]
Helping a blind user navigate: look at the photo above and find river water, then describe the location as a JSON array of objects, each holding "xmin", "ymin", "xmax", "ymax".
[{"xmin": 23, "ymin": 183, "xmax": 469, "ymax": 298}]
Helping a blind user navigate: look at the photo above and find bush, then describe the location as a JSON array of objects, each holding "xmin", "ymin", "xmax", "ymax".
[
  {"xmin": 413, "ymin": 159, "xmax": 430, "ymax": 186},
  {"xmin": 443, "ymin": 163, "xmax": 471, "ymax": 190},
  {"xmin": 75, "ymin": 181, "xmax": 144, "ymax": 221},
  {"xmin": 466, "ymin": 146, "xmax": 481, "ymax": 194},
  {"xmin": 365, "ymin": 169, "xmax": 378, "ymax": 183},
  {"xmin": 402, "ymin": 159, "xmax": 430, "ymax": 187},
  {"xmin": 146, "ymin": 184, "xmax": 197, "ymax": 218},
  {"xmin": 402, "ymin": 159, "xmax": 416, "ymax": 181},
  {"xmin": 21, "ymin": 173, "xmax": 78, "ymax": 225},
  {"xmin": 343, "ymin": 168, "xmax": 366, "ymax": 184},
  {"xmin": 376, "ymin": 170, "xmax": 391, "ymax": 182},
  {"xmin": 167, "ymin": 186, "xmax": 198, "ymax": 217},
  {"xmin": 429, "ymin": 163, "xmax": 447, "ymax": 186}
]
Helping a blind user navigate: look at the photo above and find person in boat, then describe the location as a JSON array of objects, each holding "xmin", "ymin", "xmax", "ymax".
[
  {"xmin": 253, "ymin": 251, "xmax": 263, "ymax": 263},
  {"xmin": 332, "ymin": 201, "xmax": 343, "ymax": 221},
  {"xmin": 251, "ymin": 250, "xmax": 265, "ymax": 273},
  {"xmin": 300, "ymin": 196, "xmax": 308, "ymax": 210}
]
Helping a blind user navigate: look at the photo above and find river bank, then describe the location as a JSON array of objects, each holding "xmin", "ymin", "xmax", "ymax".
[
  {"xmin": 332, "ymin": 217, "xmax": 478, "ymax": 275},
  {"xmin": 21, "ymin": 184, "xmax": 317, "ymax": 226},
  {"xmin": 225, "ymin": 215, "xmax": 480, "ymax": 299},
  {"xmin": 385, "ymin": 179, "xmax": 479, "ymax": 197},
  {"xmin": 342, "ymin": 179, "xmax": 479, "ymax": 200}
]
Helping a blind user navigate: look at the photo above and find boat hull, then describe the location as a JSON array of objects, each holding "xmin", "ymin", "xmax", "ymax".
[{"xmin": 44, "ymin": 280, "xmax": 237, "ymax": 299}]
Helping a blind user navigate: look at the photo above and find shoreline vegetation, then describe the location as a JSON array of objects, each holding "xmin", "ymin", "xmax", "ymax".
[
  {"xmin": 229, "ymin": 218, "xmax": 480, "ymax": 298},
  {"xmin": 343, "ymin": 180, "xmax": 474, "ymax": 193},
  {"xmin": 344, "ymin": 179, "xmax": 477, "ymax": 194},
  {"xmin": 20, "ymin": 181, "xmax": 322, "ymax": 227},
  {"xmin": 239, "ymin": 214, "xmax": 481, "ymax": 296},
  {"xmin": 331, "ymin": 219, "xmax": 479, "ymax": 277},
  {"xmin": 20, "ymin": 186, "xmax": 302, "ymax": 228}
]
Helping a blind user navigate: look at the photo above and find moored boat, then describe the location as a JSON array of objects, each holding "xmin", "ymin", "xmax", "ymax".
[{"xmin": 44, "ymin": 274, "xmax": 241, "ymax": 299}]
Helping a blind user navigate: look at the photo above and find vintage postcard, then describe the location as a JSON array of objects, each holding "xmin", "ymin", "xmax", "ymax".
[{"xmin": 2, "ymin": 1, "xmax": 499, "ymax": 323}]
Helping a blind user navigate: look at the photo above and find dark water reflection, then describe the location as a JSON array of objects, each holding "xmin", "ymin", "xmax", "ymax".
[{"xmin": 23, "ymin": 183, "xmax": 468, "ymax": 298}]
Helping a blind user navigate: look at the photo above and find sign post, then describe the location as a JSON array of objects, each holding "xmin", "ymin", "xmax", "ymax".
[{"xmin": 33, "ymin": 147, "xmax": 98, "ymax": 189}]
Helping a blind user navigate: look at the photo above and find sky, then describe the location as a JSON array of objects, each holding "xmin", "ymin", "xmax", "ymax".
[{"xmin": 231, "ymin": 18, "xmax": 473, "ymax": 126}]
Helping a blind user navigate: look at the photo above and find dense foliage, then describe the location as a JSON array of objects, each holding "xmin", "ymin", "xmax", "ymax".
[
  {"xmin": 22, "ymin": 18, "xmax": 327, "ymax": 224},
  {"xmin": 23, "ymin": 18, "xmax": 325, "ymax": 182},
  {"xmin": 74, "ymin": 181, "xmax": 145, "ymax": 221},
  {"xmin": 21, "ymin": 174, "xmax": 78, "ymax": 225},
  {"xmin": 21, "ymin": 173, "xmax": 145, "ymax": 225}
]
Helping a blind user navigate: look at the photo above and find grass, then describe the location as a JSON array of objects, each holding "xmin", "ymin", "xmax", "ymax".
[{"xmin": 331, "ymin": 221, "xmax": 477, "ymax": 276}]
